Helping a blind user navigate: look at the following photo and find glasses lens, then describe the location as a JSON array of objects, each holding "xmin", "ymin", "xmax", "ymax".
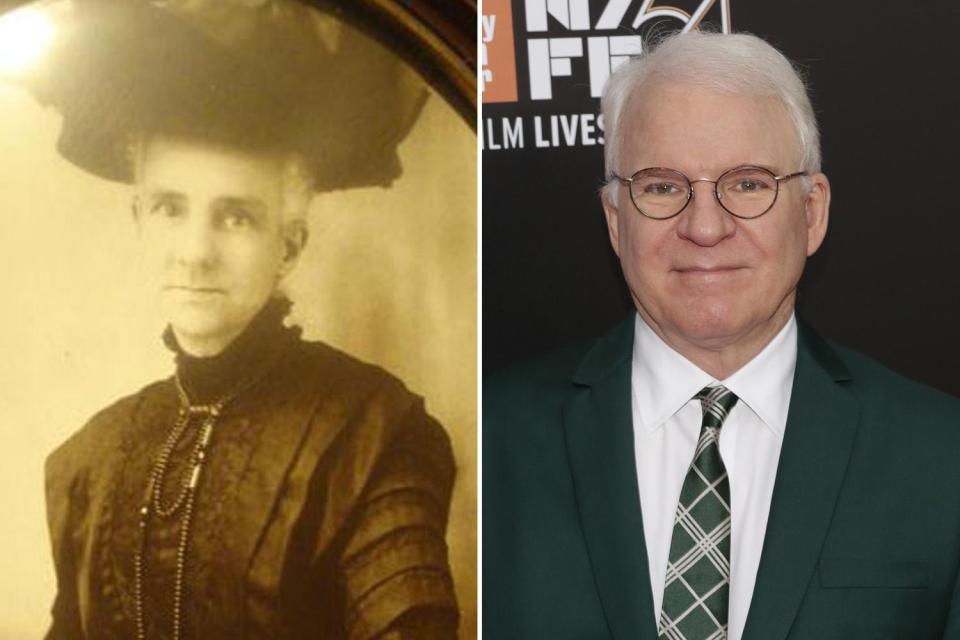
[
  {"xmin": 630, "ymin": 169, "xmax": 690, "ymax": 219},
  {"xmin": 717, "ymin": 167, "xmax": 778, "ymax": 218}
]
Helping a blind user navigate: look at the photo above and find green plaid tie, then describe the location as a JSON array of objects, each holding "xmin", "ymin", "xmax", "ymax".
[{"xmin": 658, "ymin": 385, "xmax": 739, "ymax": 640}]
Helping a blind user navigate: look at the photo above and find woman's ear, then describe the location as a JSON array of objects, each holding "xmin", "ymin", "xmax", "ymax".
[{"xmin": 278, "ymin": 219, "xmax": 308, "ymax": 277}]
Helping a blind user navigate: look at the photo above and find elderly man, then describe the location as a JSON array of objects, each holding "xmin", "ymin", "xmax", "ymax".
[
  {"xmin": 484, "ymin": 31, "xmax": 960, "ymax": 640},
  {"xmin": 35, "ymin": 1, "xmax": 458, "ymax": 638}
]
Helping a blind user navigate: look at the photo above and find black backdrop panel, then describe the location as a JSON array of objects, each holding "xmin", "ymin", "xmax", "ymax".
[{"xmin": 482, "ymin": 0, "xmax": 960, "ymax": 398}]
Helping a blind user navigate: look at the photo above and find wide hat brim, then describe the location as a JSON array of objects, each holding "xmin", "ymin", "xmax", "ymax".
[{"xmin": 16, "ymin": 0, "xmax": 426, "ymax": 192}]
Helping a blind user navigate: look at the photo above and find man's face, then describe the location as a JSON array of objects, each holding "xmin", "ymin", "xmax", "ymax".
[
  {"xmin": 603, "ymin": 82, "xmax": 830, "ymax": 354},
  {"xmin": 135, "ymin": 134, "xmax": 303, "ymax": 356}
]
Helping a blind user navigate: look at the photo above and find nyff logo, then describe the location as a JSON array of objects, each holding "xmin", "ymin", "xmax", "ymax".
[{"xmin": 482, "ymin": 0, "xmax": 732, "ymax": 104}]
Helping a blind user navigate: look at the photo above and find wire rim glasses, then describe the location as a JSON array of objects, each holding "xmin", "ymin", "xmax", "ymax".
[{"xmin": 612, "ymin": 165, "xmax": 808, "ymax": 219}]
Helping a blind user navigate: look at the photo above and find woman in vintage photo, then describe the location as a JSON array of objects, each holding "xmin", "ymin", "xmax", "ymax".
[{"xmin": 21, "ymin": 1, "xmax": 461, "ymax": 638}]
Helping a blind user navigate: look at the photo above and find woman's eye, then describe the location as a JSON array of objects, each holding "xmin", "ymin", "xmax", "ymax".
[
  {"xmin": 221, "ymin": 209, "xmax": 254, "ymax": 229},
  {"xmin": 149, "ymin": 199, "xmax": 182, "ymax": 218}
]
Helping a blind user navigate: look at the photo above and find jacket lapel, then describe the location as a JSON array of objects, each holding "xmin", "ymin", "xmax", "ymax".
[
  {"xmin": 563, "ymin": 315, "xmax": 660, "ymax": 640},
  {"xmin": 741, "ymin": 322, "xmax": 860, "ymax": 640}
]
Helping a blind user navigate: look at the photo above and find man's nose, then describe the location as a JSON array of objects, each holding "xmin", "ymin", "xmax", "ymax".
[
  {"xmin": 676, "ymin": 180, "xmax": 736, "ymax": 246},
  {"xmin": 173, "ymin": 215, "xmax": 218, "ymax": 267}
]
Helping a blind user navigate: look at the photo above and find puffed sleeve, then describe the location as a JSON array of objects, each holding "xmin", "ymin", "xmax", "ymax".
[{"xmin": 339, "ymin": 404, "xmax": 459, "ymax": 640}]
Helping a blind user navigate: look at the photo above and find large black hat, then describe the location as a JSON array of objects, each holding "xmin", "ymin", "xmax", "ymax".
[{"xmin": 13, "ymin": 0, "xmax": 426, "ymax": 191}]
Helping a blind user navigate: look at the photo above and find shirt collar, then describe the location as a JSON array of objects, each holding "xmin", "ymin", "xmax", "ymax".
[{"xmin": 631, "ymin": 313, "xmax": 797, "ymax": 436}]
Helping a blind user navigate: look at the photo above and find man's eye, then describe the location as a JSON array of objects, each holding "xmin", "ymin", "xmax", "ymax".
[
  {"xmin": 644, "ymin": 182, "xmax": 682, "ymax": 196},
  {"xmin": 728, "ymin": 177, "xmax": 773, "ymax": 193}
]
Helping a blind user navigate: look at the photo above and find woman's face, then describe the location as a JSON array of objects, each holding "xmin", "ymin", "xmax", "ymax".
[{"xmin": 134, "ymin": 133, "xmax": 304, "ymax": 356}]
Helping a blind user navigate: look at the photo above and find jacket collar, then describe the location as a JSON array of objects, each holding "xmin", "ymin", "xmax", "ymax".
[
  {"xmin": 740, "ymin": 320, "xmax": 858, "ymax": 640},
  {"xmin": 571, "ymin": 313, "xmax": 635, "ymax": 387},
  {"xmin": 564, "ymin": 314, "xmax": 659, "ymax": 640}
]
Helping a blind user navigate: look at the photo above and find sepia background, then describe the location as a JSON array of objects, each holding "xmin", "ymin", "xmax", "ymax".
[{"xmin": 0, "ymin": 2, "xmax": 476, "ymax": 638}]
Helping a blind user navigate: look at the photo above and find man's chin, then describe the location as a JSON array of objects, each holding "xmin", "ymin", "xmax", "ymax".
[
  {"xmin": 667, "ymin": 304, "xmax": 796, "ymax": 353},
  {"xmin": 664, "ymin": 309, "xmax": 756, "ymax": 349}
]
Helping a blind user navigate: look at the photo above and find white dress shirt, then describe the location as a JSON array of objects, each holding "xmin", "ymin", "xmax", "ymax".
[{"xmin": 631, "ymin": 313, "xmax": 797, "ymax": 640}]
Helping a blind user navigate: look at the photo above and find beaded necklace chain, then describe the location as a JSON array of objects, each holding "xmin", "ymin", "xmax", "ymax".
[{"xmin": 133, "ymin": 375, "xmax": 230, "ymax": 640}]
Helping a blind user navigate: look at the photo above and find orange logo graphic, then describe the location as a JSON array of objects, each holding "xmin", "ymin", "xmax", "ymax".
[{"xmin": 482, "ymin": 0, "xmax": 519, "ymax": 103}]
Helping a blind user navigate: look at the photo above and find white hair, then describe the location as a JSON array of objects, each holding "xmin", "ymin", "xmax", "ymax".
[{"xmin": 601, "ymin": 31, "xmax": 820, "ymax": 202}]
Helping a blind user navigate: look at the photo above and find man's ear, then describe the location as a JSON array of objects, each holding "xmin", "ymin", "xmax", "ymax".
[
  {"xmin": 602, "ymin": 189, "xmax": 622, "ymax": 258},
  {"xmin": 278, "ymin": 219, "xmax": 308, "ymax": 277},
  {"xmin": 804, "ymin": 172, "xmax": 831, "ymax": 257}
]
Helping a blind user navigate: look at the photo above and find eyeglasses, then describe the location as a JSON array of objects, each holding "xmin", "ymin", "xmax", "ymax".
[{"xmin": 611, "ymin": 165, "xmax": 807, "ymax": 220}]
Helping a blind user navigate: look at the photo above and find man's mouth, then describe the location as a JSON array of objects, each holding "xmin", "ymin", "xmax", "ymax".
[{"xmin": 673, "ymin": 265, "xmax": 745, "ymax": 274}]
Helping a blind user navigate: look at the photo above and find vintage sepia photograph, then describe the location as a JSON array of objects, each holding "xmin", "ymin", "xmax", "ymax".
[{"xmin": 0, "ymin": 0, "xmax": 476, "ymax": 638}]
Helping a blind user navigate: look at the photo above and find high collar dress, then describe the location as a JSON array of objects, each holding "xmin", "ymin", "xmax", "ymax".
[{"xmin": 44, "ymin": 300, "xmax": 459, "ymax": 639}]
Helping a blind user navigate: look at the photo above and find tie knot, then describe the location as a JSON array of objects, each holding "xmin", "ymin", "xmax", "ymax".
[{"xmin": 696, "ymin": 385, "xmax": 738, "ymax": 426}]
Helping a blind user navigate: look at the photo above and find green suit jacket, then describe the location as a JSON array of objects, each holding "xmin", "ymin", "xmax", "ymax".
[{"xmin": 484, "ymin": 315, "xmax": 960, "ymax": 639}]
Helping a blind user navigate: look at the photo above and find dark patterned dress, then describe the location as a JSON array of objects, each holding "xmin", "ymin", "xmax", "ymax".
[{"xmin": 44, "ymin": 301, "xmax": 459, "ymax": 639}]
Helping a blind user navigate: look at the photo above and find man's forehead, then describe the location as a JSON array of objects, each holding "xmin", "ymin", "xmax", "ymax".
[
  {"xmin": 623, "ymin": 80, "xmax": 791, "ymax": 130},
  {"xmin": 619, "ymin": 81, "xmax": 799, "ymax": 171}
]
